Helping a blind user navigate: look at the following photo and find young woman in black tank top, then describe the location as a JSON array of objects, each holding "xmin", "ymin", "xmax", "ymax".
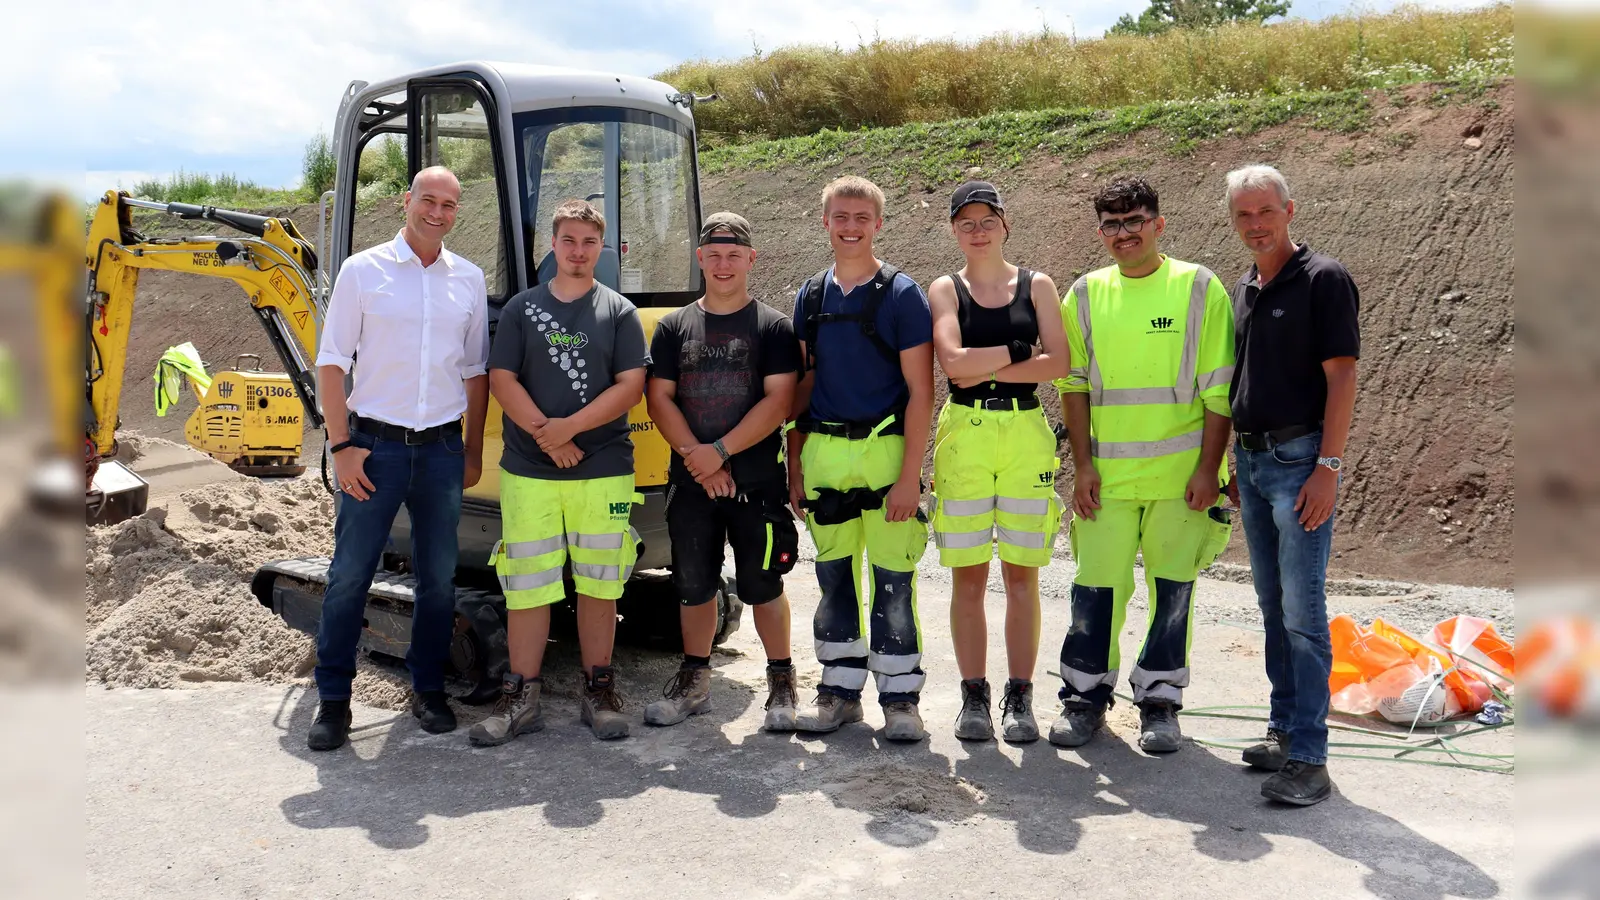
[{"xmin": 927, "ymin": 181, "xmax": 1070, "ymax": 743}]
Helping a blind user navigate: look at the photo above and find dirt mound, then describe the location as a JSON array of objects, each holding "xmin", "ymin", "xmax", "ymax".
[
  {"xmin": 84, "ymin": 470, "xmax": 409, "ymax": 707},
  {"xmin": 821, "ymin": 761, "xmax": 989, "ymax": 819}
]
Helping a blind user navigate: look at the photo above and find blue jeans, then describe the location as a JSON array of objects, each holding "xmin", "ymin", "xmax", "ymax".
[
  {"xmin": 314, "ymin": 428, "xmax": 465, "ymax": 700},
  {"xmin": 1235, "ymin": 431, "xmax": 1335, "ymax": 766}
]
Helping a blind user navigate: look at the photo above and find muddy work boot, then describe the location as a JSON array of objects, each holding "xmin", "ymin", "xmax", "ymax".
[
  {"xmin": 762, "ymin": 664, "xmax": 799, "ymax": 732},
  {"xmin": 467, "ymin": 673, "xmax": 544, "ymax": 747},
  {"xmin": 794, "ymin": 691, "xmax": 864, "ymax": 733},
  {"xmin": 644, "ymin": 665, "xmax": 713, "ymax": 726},
  {"xmin": 999, "ymin": 679, "xmax": 1040, "ymax": 743},
  {"xmin": 1261, "ymin": 760, "xmax": 1334, "ymax": 807},
  {"xmin": 1242, "ymin": 728, "xmax": 1290, "ymax": 771},
  {"xmin": 580, "ymin": 666, "xmax": 631, "ymax": 740},
  {"xmin": 1047, "ymin": 700, "xmax": 1105, "ymax": 748},
  {"xmin": 954, "ymin": 678, "xmax": 994, "ymax": 741},
  {"xmin": 882, "ymin": 700, "xmax": 928, "ymax": 742},
  {"xmin": 1137, "ymin": 700, "xmax": 1183, "ymax": 754},
  {"xmin": 307, "ymin": 699, "xmax": 352, "ymax": 752}
]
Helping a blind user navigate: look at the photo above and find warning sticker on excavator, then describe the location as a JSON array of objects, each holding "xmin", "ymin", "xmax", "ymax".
[
  {"xmin": 269, "ymin": 268, "xmax": 300, "ymax": 305},
  {"xmin": 293, "ymin": 310, "xmax": 308, "ymax": 329}
]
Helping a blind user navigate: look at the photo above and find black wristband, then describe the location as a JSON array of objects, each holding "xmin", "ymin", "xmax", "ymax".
[
  {"xmin": 1007, "ymin": 340, "xmax": 1031, "ymax": 364},
  {"xmin": 329, "ymin": 440, "xmax": 356, "ymax": 455}
]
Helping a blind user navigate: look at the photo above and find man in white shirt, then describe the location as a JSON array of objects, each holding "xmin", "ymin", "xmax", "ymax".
[{"xmin": 308, "ymin": 165, "xmax": 490, "ymax": 751}]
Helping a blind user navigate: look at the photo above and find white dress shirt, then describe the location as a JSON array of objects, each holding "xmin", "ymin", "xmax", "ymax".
[{"xmin": 317, "ymin": 231, "xmax": 490, "ymax": 430}]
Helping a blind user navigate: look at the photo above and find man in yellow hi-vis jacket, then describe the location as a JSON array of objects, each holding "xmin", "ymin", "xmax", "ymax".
[{"xmin": 1049, "ymin": 176, "xmax": 1235, "ymax": 754}]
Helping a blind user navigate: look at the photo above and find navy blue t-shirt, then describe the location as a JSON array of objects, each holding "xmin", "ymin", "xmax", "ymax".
[{"xmin": 793, "ymin": 268, "xmax": 932, "ymax": 423}]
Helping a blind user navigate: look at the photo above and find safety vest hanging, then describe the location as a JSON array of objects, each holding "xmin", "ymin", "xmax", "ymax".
[{"xmin": 153, "ymin": 342, "xmax": 212, "ymax": 417}]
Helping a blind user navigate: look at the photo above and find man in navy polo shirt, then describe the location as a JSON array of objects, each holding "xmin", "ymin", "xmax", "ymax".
[{"xmin": 1225, "ymin": 164, "xmax": 1359, "ymax": 807}]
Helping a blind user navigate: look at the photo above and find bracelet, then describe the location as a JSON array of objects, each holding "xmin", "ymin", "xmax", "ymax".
[
  {"xmin": 1007, "ymin": 340, "xmax": 1031, "ymax": 364},
  {"xmin": 712, "ymin": 439, "xmax": 731, "ymax": 463},
  {"xmin": 329, "ymin": 440, "xmax": 355, "ymax": 455}
]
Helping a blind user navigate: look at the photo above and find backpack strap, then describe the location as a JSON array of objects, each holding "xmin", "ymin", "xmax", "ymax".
[{"xmin": 801, "ymin": 264, "xmax": 904, "ymax": 370}]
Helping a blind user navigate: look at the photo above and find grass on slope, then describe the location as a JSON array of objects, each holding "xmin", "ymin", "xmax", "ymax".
[
  {"xmin": 662, "ymin": 4, "xmax": 1512, "ymax": 143},
  {"xmin": 699, "ymin": 87, "xmax": 1406, "ymax": 185}
]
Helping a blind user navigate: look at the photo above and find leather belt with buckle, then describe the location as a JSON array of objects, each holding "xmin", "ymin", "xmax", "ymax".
[
  {"xmin": 1237, "ymin": 422, "xmax": 1320, "ymax": 452},
  {"xmin": 950, "ymin": 395, "xmax": 1041, "ymax": 411},
  {"xmin": 353, "ymin": 414, "xmax": 462, "ymax": 445}
]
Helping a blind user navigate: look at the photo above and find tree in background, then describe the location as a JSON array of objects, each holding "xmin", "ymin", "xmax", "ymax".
[
  {"xmin": 1110, "ymin": 0, "xmax": 1291, "ymax": 36},
  {"xmin": 302, "ymin": 133, "xmax": 336, "ymax": 197}
]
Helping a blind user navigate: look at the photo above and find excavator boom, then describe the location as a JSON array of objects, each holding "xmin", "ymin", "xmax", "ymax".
[{"xmin": 84, "ymin": 191, "xmax": 326, "ymax": 462}]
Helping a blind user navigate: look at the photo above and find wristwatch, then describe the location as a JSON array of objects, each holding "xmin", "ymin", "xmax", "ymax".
[{"xmin": 1317, "ymin": 456, "xmax": 1343, "ymax": 472}]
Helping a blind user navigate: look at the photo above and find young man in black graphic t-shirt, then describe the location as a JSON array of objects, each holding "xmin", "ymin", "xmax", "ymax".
[{"xmin": 645, "ymin": 212, "xmax": 803, "ymax": 731}]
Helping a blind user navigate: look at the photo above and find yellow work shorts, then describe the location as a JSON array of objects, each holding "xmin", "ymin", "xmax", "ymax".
[
  {"xmin": 930, "ymin": 400, "xmax": 1063, "ymax": 568},
  {"xmin": 493, "ymin": 471, "xmax": 638, "ymax": 610}
]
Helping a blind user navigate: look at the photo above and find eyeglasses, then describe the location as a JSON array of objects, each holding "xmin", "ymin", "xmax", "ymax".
[
  {"xmin": 955, "ymin": 217, "xmax": 1003, "ymax": 234},
  {"xmin": 1097, "ymin": 216, "xmax": 1153, "ymax": 237}
]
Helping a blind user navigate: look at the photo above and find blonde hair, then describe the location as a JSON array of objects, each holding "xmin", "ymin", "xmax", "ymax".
[
  {"xmin": 821, "ymin": 176, "xmax": 885, "ymax": 218},
  {"xmin": 552, "ymin": 198, "xmax": 606, "ymax": 237}
]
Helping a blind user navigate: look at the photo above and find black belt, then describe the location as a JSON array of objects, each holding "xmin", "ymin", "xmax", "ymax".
[
  {"xmin": 796, "ymin": 412, "xmax": 904, "ymax": 440},
  {"xmin": 352, "ymin": 414, "xmax": 461, "ymax": 445},
  {"xmin": 1237, "ymin": 422, "xmax": 1320, "ymax": 452},
  {"xmin": 949, "ymin": 395, "xmax": 1041, "ymax": 411}
]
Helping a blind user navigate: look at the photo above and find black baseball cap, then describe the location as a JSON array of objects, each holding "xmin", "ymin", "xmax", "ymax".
[
  {"xmin": 950, "ymin": 181, "xmax": 1005, "ymax": 219},
  {"xmin": 699, "ymin": 211, "xmax": 754, "ymax": 247}
]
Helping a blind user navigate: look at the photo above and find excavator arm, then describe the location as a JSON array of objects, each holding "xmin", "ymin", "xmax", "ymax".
[{"xmin": 84, "ymin": 190, "xmax": 325, "ymax": 460}]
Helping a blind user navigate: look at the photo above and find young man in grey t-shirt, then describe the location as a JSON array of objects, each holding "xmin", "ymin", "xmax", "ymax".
[{"xmin": 470, "ymin": 199, "xmax": 649, "ymax": 745}]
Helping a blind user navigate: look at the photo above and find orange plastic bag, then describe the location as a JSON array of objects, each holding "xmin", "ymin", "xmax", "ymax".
[{"xmin": 1328, "ymin": 615, "xmax": 1508, "ymax": 720}]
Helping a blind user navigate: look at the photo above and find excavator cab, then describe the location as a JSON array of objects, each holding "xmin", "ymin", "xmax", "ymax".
[{"xmin": 253, "ymin": 64, "xmax": 730, "ymax": 699}]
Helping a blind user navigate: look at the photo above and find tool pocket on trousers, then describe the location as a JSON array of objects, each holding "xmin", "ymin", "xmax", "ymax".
[
  {"xmin": 763, "ymin": 499, "xmax": 800, "ymax": 575},
  {"xmin": 1197, "ymin": 508, "xmax": 1233, "ymax": 571}
]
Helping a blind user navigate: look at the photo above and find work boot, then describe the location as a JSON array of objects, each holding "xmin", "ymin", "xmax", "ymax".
[
  {"xmin": 467, "ymin": 673, "xmax": 544, "ymax": 747},
  {"xmin": 307, "ymin": 699, "xmax": 352, "ymax": 752},
  {"xmin": 644, "ymin": 665, "xmax": 713, "ymax": 726},
  {"xmin": 580, "ymin": 666, "xmax": 631, "ymax": 740},
  {"xmin": 762, "ymin": 664, "xmax": 799, "ymax": 732},
  {"xmin": 1242, "ymin": 728, "xmax": 1290, "ymax": 771},
  {"xmin": 954, "ymin": 678, "xmax": 994, "ymax": 741},
  {"xmin": 999, "ymin": 679, "xmax": 1040, "ymax": 743},
  {"xmin": 1047, "ymin": 700, "xmax": 1105, "ymax": 748},
  {"xmin": 882, "ymin": 700, "xmax": 927, "ymax": 742},
  {"xmin": 794, "ymin": 691, "xmax": 864, "ymax": 733},
  {"xmin": 411, "ymin": 690, "xmax": 458, "ymax": 734},
  {"xmin": 1137, "ymin": 700, "xmax": 1183, "ymax": 753},
  {"xmin": 1261, "ymin": 760, "xmax": 1334, "ymax": 807}
]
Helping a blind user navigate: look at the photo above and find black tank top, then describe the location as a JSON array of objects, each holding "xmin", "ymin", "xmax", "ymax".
[{"xmin": 949, "ymin": 268, "xmax": 1039, "ymax": 403}]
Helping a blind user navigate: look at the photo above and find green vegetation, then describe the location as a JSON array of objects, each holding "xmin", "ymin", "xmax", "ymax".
[
  {"xmin": 1111, "ymin": 0, "xmax": 1291, "ymax": 38},
  {"xmin": 126, "ymin": 171, "xmax": 301, "ymax": 207},
  {"xmin": 302, "ymin": 133, "xmax": 336, "ymax": 197},
  {"xmin": 659, "ymin": 4, "xmax": 1511, "ymax": 144},
  {"xmin": 702, "ymin": 88, "xmax": 1384, "ymax": 184}
]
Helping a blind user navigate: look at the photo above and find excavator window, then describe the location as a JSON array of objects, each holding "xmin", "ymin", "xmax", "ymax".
[{"xmin": 516, "ymin": 107, "xmax": 702, "ymax": 308}]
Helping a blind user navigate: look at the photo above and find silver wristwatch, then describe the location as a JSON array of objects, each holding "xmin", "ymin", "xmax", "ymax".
[{"xmin": 1317, "ymin": 456, "xmax": 1343, "ymax": 472}]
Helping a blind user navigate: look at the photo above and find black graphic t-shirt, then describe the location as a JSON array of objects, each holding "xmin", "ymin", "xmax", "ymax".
[
  {"xmin": 649, "ymin": 300, "xmax": 800, "ymax": 488},
  {"xmin": 488, "ymin": 282, "xmax": 650, "ymax": 480}
]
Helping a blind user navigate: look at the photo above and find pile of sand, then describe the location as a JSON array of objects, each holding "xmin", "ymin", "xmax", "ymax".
[
  {"xmin": 821, "ymin": 762, "xmax": 989, "ymax": 820},
  {"xmin": 85, "ymin": 472, "xmax": 410, "ymax": 707}
]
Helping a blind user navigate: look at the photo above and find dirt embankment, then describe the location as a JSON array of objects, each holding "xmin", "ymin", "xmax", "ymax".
[{"xmin": 108, "ymin": 84, "xmax": 1513, "ymax": 587}]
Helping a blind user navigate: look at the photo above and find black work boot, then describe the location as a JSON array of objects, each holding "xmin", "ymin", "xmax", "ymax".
[
  {"xmin": 411, "ymin": 690, "xmax": 458, "ymax": 734},
  {"xmin": 954, "ymin": 678, "xmax": 994, "ymax": 741},
  {"xmin": 1261, "ymin": 760, "xmax": 1334, "ymax": 806},
  {"xmin": 1242, "ymin": 728, "xmax": 1290, "ymax": 771},
  {"xmin": 1137, "ymin": 700, "xmax": 1183, "ymax": 753},
  {"xmin": 307, "ymin": 699, "xmax": 352, "ymax": 751},
  {"xmin": 1047, "ymin": 700, "xmax": 1106, "ymax": 748}
]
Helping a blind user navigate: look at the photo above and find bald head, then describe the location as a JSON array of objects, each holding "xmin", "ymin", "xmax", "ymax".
[
  {"xmin": 402, "ymin": 165, "xmax": 461, "ymax": 261},
  {"xmin": 410, "ymin": 165, "xmax": 461, "ymax": 197}
]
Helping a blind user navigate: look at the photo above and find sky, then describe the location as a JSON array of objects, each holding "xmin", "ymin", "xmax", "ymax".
[{"xmin": 5, "ymin": 0, "xmax": 1490, "ymax": 199}]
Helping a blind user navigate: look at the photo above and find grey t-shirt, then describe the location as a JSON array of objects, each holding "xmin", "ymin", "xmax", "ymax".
[{"xmin": 488, "ymin": 282, "xmax": 650, "ymax": 480}]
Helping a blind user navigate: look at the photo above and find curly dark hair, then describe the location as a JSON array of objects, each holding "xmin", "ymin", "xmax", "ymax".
[{"xmin": 1092, "ymin": 176, "xmax": 1159, "ymax": 218}]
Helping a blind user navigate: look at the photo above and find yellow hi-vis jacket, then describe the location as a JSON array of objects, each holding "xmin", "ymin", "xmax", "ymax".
[{"xmin": 1053, "ymin": 257, "xmax": 1235, "ymax": 500}]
